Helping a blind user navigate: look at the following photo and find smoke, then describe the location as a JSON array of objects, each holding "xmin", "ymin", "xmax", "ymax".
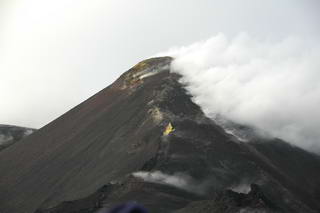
[
  {"xmin": 132, "ymin": 171, "xmax": 206, "ymax": 195},
  {"xmin": 162, "ymin": 33, "xmax": 320, "ymax": 153},
  {"xmin": 229, "ymin": 182, "xmax": 251, "ymax": 194},
  {"xmin": 0, "ymin": 135, "xmax": 13, "ymax": 145}
]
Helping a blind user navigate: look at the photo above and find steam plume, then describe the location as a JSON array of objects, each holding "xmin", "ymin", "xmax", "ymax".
[
  {"xmin": 132, "ymin": 171, "xmax": 206, "ymax": 194},
  {"xmin": 162, "ymin": 33, "xmax": 320, "ymax": 153}
]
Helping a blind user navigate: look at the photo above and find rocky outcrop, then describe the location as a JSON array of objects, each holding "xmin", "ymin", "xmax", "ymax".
[{"xmin": 174, "ymin": 184, "xmax": 280, "ymax": 213}]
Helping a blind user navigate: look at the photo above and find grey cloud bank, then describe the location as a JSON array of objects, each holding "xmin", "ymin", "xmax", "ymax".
[{"xmin": 163, "ymin": 33, "xmax": 320, "ymax": 153}]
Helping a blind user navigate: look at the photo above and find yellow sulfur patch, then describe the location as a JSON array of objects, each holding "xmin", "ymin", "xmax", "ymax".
[
  {"xmin": 133, "ymin": 61, "xmax": 149, "ymax": 71},
  {"xmin": 163, "ymin": 122, "xmax": 175, "ymax": 136}
]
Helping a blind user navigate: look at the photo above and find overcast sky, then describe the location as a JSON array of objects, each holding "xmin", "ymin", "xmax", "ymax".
[{"xmin": 0, "ymin": 0, "xmax": 319, "ymax": 128}]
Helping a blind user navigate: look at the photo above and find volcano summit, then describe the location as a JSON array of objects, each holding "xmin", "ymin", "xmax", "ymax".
[{"xmin": 0, "ymin": 57, "xmax": 319, "ymax": 213}]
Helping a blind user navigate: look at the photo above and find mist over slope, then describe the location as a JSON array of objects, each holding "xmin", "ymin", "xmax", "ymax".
[
  {"xmin": 0, "ymin": 124, "xmax": 35, "ymax": 151},
  {"xmin": 160, "ymin": 33, "xmax": 320, "ymax": 153}
]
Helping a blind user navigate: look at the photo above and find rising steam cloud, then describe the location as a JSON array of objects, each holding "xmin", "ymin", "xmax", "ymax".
[
  {"xmin": 132, "ymin": 171, "xmax": 206, "ymax": 194},
  {"xmin": 162, "ymin": 33, "xmax": 320, "ymax": 153}
]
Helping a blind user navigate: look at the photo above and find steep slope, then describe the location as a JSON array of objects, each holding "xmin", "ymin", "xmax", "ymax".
[
  {"xmin": 0, "ymin": 57, "xmax": 319, "ymax": 213},
  {"xmin": 0, "ymin": 124, "xmax": 35, "ymax": 151}
]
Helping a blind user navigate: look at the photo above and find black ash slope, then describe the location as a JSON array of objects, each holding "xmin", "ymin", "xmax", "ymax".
[{"xmin": 0, "ymin": 57, "xmax": 319, "ymax": 213}]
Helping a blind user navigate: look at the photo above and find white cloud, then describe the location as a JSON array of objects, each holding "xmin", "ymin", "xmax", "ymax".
[{"xmin": 164, "ymin": 33, "xmax": 320, "ymax": 153}]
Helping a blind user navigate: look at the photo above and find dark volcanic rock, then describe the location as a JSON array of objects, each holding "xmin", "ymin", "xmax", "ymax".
[
  {"xmin": 35, "ymin": 184, "xmax": 116, "ymax": 213},
  {"xmin": 0, "ymin": 57, "xmax": 319, "ymax": 213},
  {"xmin": 174, "ymin": 184, "xmax": 279, "ymax": 213},
  {"xmin": 0, "ymin": 124, "xmax": 35, "ymax": 151}
]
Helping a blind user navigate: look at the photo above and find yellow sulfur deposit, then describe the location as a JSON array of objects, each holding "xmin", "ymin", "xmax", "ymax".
[
  {"xmin": 132, "ymin": 61, "xmax": 149, "ymax": 71},
  {"xmin": 163, "ymin": 122, "xmax": 175, "ymax": 136}
]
